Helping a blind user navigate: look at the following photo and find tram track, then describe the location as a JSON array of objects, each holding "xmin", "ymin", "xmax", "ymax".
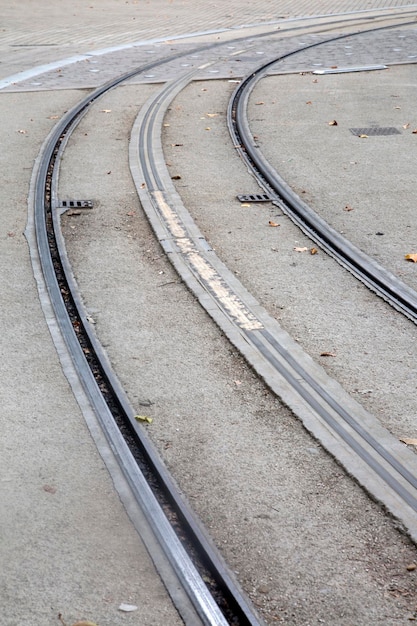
[
  {"xmin": 25, "ymin": 10, "xmax": 417, "ymax": 626},
  {"xmin": 227, "ymin": 29, "xmax": 417, "ymax": 324}
]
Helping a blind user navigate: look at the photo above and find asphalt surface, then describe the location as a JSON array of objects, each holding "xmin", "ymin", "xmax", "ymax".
[{"xmin": 2, "ymin": 2, "xmax": 417, "ymax": 626}]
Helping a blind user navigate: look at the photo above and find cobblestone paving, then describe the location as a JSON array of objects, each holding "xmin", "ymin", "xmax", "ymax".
[{"xmin": 3, "ymin": 25, "xmax": 417, "ymax": 92}]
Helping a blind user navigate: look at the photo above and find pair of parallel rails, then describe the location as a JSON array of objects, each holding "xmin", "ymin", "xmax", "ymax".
[{"xmin": 28, "ymin": 12, "xmax": 417, "ymax": 625}]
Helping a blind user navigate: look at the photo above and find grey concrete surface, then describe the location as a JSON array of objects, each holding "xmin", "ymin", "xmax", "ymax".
[
  {"xmin": 3, "ymin": 2, "xmax": 417, "ymax": 626},
  {"xmin": 59, "ymin": 79, "xmax": 417, "ymax": 625},
  {"xmin": 0, "ymin": 91, "xmax": 183, "ymax": 625}
]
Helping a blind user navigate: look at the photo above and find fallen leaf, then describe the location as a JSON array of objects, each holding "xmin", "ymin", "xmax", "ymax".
[
  {"xmin": 413, "ymin": 129, "xmax": 417, "ymax": 134},
  {"xmin": 140, "ymin": 183, "xmax": 146, "ymax": 189},
  {"xmin": 205, "ymin": 127, "xmax": 211, "ymax": 130},
  {"xmin": 310, "ymin": 247, "xmax": 318, "ymax": 255},
  {"xmin": 294, "ymin": 246, "xmax": 308, "ymax": 252},
  {"xmin": 306, "ymin": 101, "xmax": 312, "ymax": 105},
  {"xmin": 7, "ymin": 231, "xmax": 16, "ymax": 237},
  {"xmin": 172, "ymin": 143, "xmax": 183, "ymax": 146},
  {"xmin": 312, "ymin": 79, "xmax": 318, "ymax": 83},
  {"xmin": 344, "ymin": 205, "xmax": 354, "ymax": 212},
  {"xmin": 268, "ymin": 221, "xmax": 280, "ymax": 227},
  {"xmin": 107, "ymin": 171, "xmax": 111, "ymax": 175},
  {"xmin": 171, "ymin": 175, "xmax": 181, "ymax": 180},
  {"xmin": 206, "ymin": 113, "xmax": 219, "ymax": 117},
  {"xmin": 240, "ymin": 203, "xmax": 251, "ymax": 207},
  {"xmin": 330, "ymin": 65, "xmax": 338, "ymax": 69},
  {"xmin": 328, "ymin": 120, "xmax": 338, "ymax": 126},
  {"xmin": 163, "ymin": 123, "xmax": 170, "ymax": 127},
  {"xmin": 394, "ymin": 106, "xmax": 401, "ymax": 110},
  {"xmin": 403, "ymin": 123, "xmax": 410, "ymax": 129},
  {"xmin": 406, "ymin": 563, "xmax": 417, "ymax": 571},
  {"xmin": 134, "ymin": 415, "xmax": 153, "ymax": 424},
  {"xmin": 71, "ymin": 622, "xmax": 99, "ymax": 626},
  {"xmin": 118, "ymin": 604, "xmax": 138, "ymax": 612},
  {"xmin": 358, "ymin": 134, "xmax": 368, "ymax": 138},
  {"xmin": 320, "ymin": 351, "xmax": 337, "ymax": 357},
  {"xmin": 126, "ymin": 211, "xmax": 135, "ymax": 216},
  {"xmin": 255, "ymin": 101, "xmax": 265, "ymax": 105},
  {"xmin": 400, "ymin": 438, "xmax": 417, "ymax": 446},
  {"xmin": 101, "ymin": 109, "xmax": 111, "ymax": 113},
  {"xmin": 405, "ymin": 253, "xmax": 417, "ymax": 263}
]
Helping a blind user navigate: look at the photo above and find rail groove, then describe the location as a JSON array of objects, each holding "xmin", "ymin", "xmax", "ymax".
[
  {"xmin": 130, "ymin": 18, "xmax": 417, "ymax": 544},
  {"xmin": 227, "ymin": 21, "xmax": 417, "ymax": 324},
  {"xmin": 25, "ymin": 13, "xmax": 417, "ymax": 626}
]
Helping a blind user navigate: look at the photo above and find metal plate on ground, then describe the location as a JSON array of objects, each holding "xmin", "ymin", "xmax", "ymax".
[
  {"xmin": 349, "ymin": 127, "xmax": 401, "ymax": 136},
  {"xmin": 59, "ymin": 199, "xmax": 94, "ymax": 208},
  {"xmin": 237, "ymin": 193, "xmax": 272, "ymax": 202}
]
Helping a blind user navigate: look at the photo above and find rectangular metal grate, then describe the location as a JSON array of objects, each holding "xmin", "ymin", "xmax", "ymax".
[
  {"xmin": 349, "ymin": 127, "xmax": 401, "ymax": 136},
  {"xmin": 237, "ymin": 193, "xmax": 272, "ymax": 203},
  {"xmin": 59, "ymin": 199, "xmax": 94, "ymax": 208}
]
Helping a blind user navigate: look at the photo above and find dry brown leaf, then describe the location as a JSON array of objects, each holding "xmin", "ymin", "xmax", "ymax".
[
  {"xmin": 310, "ymin": 247, "xmax": 318, "ymax": 255},
  {"xmin": 306, "ymin": 101, "xmax": 312, "ymax": 105},
  {"xmin": 268, "ymin": 221, "xmax": 280, "ymax": 227},
  {"xmin": 413, "ymin": 129, "xmax": 417, "ymax": 134},
  {"xmin": 344, "ymin": 205, "xmax": 354, "ymax": 212},
  {"xmin": 328, "ymin": 120, "xmax": 338, "ymax": 126},
  {"xmin": 405, "ymin": 253, "xmax": 417, "ymax": 263},
  {"xmin": 171, "ymin": 175, "xmax": 181, "ymax": 180},
  {"xmin": 400, "ymin": 438, "xmax": 417, "ymax": 446},
  {"xmin": 294, "ymin": 246, "xmax": 308, "ymax": 252},
  {"xmin": 320, "ymin": 351, "xmax": 336, "ymax": 357}
]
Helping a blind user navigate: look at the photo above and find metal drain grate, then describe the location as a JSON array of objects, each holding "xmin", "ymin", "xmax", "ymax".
[
  {"xmin": 59, "ymin": 199, "xmax": 94, "ymax": 209},
  {"xmin": 349, "ymin": 127, "xmax": 401, "ymax": 136},
  {"xmin": 237, "ymin": 193, "xmax": 272, "ymax": 203}
]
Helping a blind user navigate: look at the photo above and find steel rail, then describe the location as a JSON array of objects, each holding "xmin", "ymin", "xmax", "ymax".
[
  {"xmin": 130, "ymin": 18, "xmax": 417, "ymax": 544},
  {"xmin": 227, "ymin": 21, "xmax": 417, "ymax": 324},
  {"xmin": 29, "ymin": 36, "xmax": 285, "ymax": 626},
  {"xmin": 28, "ymin": 15, "xmax": 417, "ymax": 626}
]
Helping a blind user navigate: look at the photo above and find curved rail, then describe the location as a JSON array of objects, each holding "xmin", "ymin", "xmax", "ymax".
[
  {"xmin": 130, "ymin": 20, "xmax": 417, "ymax": 544},
  {"xmin": 29, "ymin": 45, "xmax": 268, "ymax": 626},
  {"xmin": 227, "ymin": 22, "xmax": 417, "ymax": 324},
  {"xmin": 26, "ymin": 14, "xmax": 417, "ymax": 626}
]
